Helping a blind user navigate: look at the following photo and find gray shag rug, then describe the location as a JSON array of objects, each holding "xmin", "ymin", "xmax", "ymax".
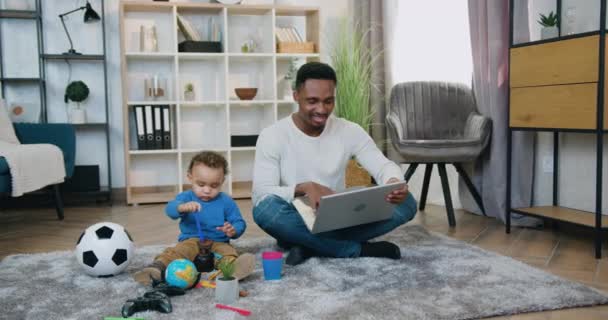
[{"xmin": 1, "ymin": 225, "xmax": 608, "ymax": 320}]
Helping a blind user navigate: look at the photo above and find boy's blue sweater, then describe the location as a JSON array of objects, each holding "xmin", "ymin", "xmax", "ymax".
[{"xmin": 165, "ymin": 191, "xmax": 246, "ymax": 242}]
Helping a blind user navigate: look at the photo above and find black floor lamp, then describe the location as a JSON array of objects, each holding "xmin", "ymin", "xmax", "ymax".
[{"xmin": 59, "ymin": 1, "xmax": 101, "ymax": 55}]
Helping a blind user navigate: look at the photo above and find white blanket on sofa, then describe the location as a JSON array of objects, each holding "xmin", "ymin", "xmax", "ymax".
[{"xmin": 0, "ymin": 141, "xmax": 66, "ymax": 197}]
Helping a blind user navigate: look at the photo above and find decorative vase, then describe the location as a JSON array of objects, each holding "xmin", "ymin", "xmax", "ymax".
[
  {"xmin": 140, "ymin": 25, "xmax": 158, "ymax": 52},
  {"xmin": 541, "ymin": 26, "xmax": 558, "ymax": 40},
  {"xmin": 215, "ymin": 278, "xmax": 239, "ymax": 304},
  {"xmin": 184, "ymin": 91, "xmax": 195, "ymax": 101},
  {"xmin": 70, "ymin": 109, "xmax": 86, "ymax": 124},
  {"xmin": 345, "ymin": 159, "xmax": 371, "ymax": 188}
]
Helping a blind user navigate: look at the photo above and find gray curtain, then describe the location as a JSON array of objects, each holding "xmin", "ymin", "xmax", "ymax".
[
  {"xmin": 354, "ymin": 0, "xmax": 387, "ymax": 153},
  {"xmin": 465, "ymin": 0, "xmax": 538, "ymax": 225}
]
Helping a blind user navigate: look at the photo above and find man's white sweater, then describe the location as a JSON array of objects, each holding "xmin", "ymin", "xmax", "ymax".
[{"xmin": 252, "ymin": 115, "xmax": 403, "ymax": 206}]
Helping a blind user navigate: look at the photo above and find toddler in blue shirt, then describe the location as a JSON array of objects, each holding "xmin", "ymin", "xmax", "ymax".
[{"xmin": 133, "ymin": 151, "xmax": 255, "ymax": 286}]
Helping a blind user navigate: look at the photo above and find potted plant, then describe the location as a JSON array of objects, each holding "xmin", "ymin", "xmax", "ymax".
[
  {"xmin": 184, "ymin": 83, "xmax": 195, "ymax": 101},
  {"xmin": 282, "ymin": 58, "xmax": 298, "ymax": 100},
  {"xmin": 215, "ymin": 259, "xmax": 238, "ymax": 304},
  {"xmin": 330, "ymin": 19, "xmax": 378, "ymax": 187},
  {"xmin": 538, "ymin": 11, "xmax": 559, "ymax": 39},
  {"xmin": 64, "ymin": 80, "xmax": 90, "ymax": 124}
]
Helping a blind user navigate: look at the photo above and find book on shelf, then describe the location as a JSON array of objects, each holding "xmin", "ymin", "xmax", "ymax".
[
  {"xmin": 153, "ymin": 106, "xmax": 163, "ymax": 149},
  {"xmin": 132, "ymin": 104, "xmax": 172, "ymax": 150},
  {"xmin": 162, "ymin": 105, "xmax": 172, "ymax": 149},
  {"xmin": 133, "ymin": 105, "xmax": 146, "ymax": 150}
]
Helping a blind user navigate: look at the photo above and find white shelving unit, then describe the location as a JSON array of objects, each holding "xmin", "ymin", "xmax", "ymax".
[{"xmin": 120, "ymin": 1, "xmax": 320, "ymax": 204}]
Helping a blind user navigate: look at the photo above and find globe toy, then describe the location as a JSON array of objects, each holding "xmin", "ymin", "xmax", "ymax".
[
  {"xmin": 75, "ymin": 222, "xmax": 135, "ymax": 277},
  {"xmin": 165, "ymin": 259, "xmax": 199, "ymax": 289}
]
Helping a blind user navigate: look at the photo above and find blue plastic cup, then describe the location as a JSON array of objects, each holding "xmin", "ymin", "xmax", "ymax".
[{"xmin": 262, "ymin": 251, "xmax": 283, "ymax": 280}]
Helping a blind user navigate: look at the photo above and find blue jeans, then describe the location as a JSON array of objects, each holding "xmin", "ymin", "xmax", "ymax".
[{"xmin": 253, "ymin": 193, "xmax": 417, "ymax": 258}]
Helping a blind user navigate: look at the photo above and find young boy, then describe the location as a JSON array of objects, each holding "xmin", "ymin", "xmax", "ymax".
[{"xmin": 134, "ymin": 151, "xmax": 255, "ymax": 285}]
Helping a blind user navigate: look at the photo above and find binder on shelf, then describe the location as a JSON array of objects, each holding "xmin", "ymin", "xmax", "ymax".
[
  {"xmin": 133, "ymin": 105, "xmax": 146, "ymax": 150},
  {"xmin": 144, "ymin": 105, "xmax": 154, "ymax": 150},
  {"xmin": 162, "ymin": 105, "xmax": 172, "ymax": 149},
  {"xmin": 153, "ymin": 106, "xmax": 163, "ymax": 149}
]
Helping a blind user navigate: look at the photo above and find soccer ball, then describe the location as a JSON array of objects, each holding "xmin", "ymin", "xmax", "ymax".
[{"xmin": 75, "ymin": 222, "xmax": 135, "ymax": 277}]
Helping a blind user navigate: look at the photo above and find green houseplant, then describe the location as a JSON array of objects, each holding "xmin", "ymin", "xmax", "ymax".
[
  {"xmin": 282, "ymin": 58, "xmax": 299, "ymax": 100},
  {"xmin": 330, "ymin": 18, "xmax": 379, "ymax": 187},
  {"xmin": 538, "ymin": 11, "xmax": 559, "ymax": 39},
  {"xmin": 64, "ymin": 80, "xmax": 90, "ymax": 124},
  {"xmin": 215, "ymin": 259, "xmax": 238, "ymax": 304},
  {"xmin": 184, "ymin": 82, "xmax": 195, "ymax": 101}
]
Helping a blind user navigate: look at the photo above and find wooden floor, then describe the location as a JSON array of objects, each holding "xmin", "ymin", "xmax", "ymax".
[{"xmin": 2, "ymin": 201, "xmax": 608, "ymax": 319}]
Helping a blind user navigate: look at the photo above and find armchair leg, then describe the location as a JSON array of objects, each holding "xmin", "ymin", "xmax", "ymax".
[
  {"xmin": 437, "ymin": 163, "xmax": 456, "ymax": 227},
  {"xmin": 419, "ymin": 164, "xmax": 433, "ymax": 211},
  {"xmin": 52, "ymin": 184, "xmax": 64, "ymax": 220},
  {"xmin": 454, "ymin": 163, "xmax": 486, "ymax": 216},
  {"xmin": 404, "ymin": 163, "xmax": 419, "ymax": 182}
]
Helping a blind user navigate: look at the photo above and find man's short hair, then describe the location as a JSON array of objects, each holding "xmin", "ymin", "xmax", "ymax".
[
  {"xmin": 295, "ymin": 62, "xmax": 337, "ymax": 90},
  {"xmin": 188, "ymin": 151, "xmax": 229, "ymax": 176}
]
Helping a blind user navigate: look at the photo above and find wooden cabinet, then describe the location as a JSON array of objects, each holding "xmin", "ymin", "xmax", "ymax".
[{"xmin": 507, "ymin": 0, "xmax": 608, "ymax": 258}]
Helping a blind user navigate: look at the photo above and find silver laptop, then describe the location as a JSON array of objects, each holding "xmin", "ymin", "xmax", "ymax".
[{"xmin": 294, "ymin": 181, "xmax": 407, "ymax": 234}]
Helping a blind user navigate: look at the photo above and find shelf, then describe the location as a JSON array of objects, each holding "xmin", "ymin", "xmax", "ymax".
[
  {"xmin": 231, "ymin": 146, "xmax": 256, "ymax": 152},
  {"xmin": 277, "ymin": 99, "xmax": 296, "ymax": 104},
  {"xmin": 228, "ymin": 53, "xmax": 274, "ymax": 58},
  {"xmin": 275, "ymin": 6, "xmax": 320, "ymax": 16},
  {"xmin": 276, "ymin": 53, "xmax": 320, "ymax": 59},
  {"xmin": 180, "ymin": 101, "xmax": 226, "ymax": 107},
  {"xmin": 127, "ymin": 101, "xmax": 177, "ymax": 105},
  {"xmin": 178, "ymin": 53, "xmax": 225, "ymax": 60},
  {"xmin": 130, "ymin": 190, "xmax": 175, "ymax": 204},
  {"xmin": 232, "ymin": 181, "xmax": 252, "ymax": 199},
  {"xmin": 129, "ymin": 149, "xmax": 178, "ymax": 155},
  {"xmin": 0, "ymin": 77, "xmax": 42, "ymax": 82},
  {"xmin": 181, "ymin": 148, "xmax": 229, "ymax": 154},
  {"xmin": 230, "ymin": 100, "xmax": 274, "ymax": 105},
  {"xmin": 512, "ymin": 206, "xmax": 608, "ymax": 228},
  {"xmin": 72, "ymin": 123, "xmax": 107, "ymax": 130},
  {"xmin": 0, "ymin": 10, "xmax": 37, "ymax": 19},
  {"xmin": 125, "ymin": 52, "xmax": 174, "ymax": 59},
  {"xmin": 42, "ymin": 54, "xmax": 104, "ymax": 61}
]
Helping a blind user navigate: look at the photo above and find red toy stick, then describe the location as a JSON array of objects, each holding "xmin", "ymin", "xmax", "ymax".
[{"xmin": 215, "ymin": 303, "xmax": 251, "ymax": 316}]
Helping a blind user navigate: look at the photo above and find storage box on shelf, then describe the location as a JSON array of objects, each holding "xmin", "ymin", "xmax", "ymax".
[{"xmin": 120, "ymin": 1, "xmax": 320, "ymax": 204}]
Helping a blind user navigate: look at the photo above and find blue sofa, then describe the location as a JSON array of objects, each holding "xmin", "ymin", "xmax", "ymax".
[{"xmin": 0, "ymin": 123, "xmax": 76, "ymax": 220}]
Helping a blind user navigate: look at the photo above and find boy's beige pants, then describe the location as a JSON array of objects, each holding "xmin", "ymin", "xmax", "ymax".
[{"xmin": 154, "ymin": 238, "xmax": 237, "ymax": 268}]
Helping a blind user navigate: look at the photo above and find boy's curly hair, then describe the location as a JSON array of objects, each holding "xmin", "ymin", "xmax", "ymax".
[{"xmin": 188, "ymin": 151, "xmax": 229, "ymax": 176}]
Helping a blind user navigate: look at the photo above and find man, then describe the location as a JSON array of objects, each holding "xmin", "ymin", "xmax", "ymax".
[{"xmin": 252, "ymin": 62, "xmax": 417, "ymax": 266}]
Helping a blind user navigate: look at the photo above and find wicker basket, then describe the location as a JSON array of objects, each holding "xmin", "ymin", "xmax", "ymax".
[
  {"xmin": 276, "ymin": 42, "xmax": 315, "ymax": 54},
  {"xmin": 345, "ymin": 159, "xmax": 372, "ymax": 188}
]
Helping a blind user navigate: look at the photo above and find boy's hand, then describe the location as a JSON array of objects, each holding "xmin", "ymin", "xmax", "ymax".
[
  {"xmin": 217, "ymin": 222, "xmax": 236, "ymax": 238},
  {"xmin": 178, "ymin": 201, "xmax": 201, "ymax": 214}
]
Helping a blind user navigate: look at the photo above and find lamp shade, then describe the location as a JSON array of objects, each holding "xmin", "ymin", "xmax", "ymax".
[{"xmin": 84, "ymin": 2, "xmax": 100, "ymax": 22}]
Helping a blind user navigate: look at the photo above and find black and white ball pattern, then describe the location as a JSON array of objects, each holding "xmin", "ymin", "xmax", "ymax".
[{"xmin": 75, "ymin": 222, "xmax": 135, "ymax": 277}]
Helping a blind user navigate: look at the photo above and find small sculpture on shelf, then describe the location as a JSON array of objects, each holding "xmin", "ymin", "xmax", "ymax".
[
  {"xmin": 538, "ymin": 11, "xmax": 558, "ymax": 40},
  {"xmin": 145, "ymin": 75, "xmax": 167, "ymax": 100},
  {"xmin": 184, "ymin": 83, "xmax": 195, "ymax": 101},
  {"xmin": 64, "ymin": 80, "xmax": 90, "ymax": 124},
  {"xmin": 140, "ymin": 24, "xmax": 159, "ymax": 52},
  {"xmin": 241, "ymin": 39, "xmax": 257, "ymax": 53}
]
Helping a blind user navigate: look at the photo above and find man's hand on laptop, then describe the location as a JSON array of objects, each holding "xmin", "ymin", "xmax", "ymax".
[
  {"xmin": 296, "ymin": 181, "xmax": 334, "ymax": 210},
  {"xmin": 385, "ymin": 178, "xmax": 409, "ymax": 204}
]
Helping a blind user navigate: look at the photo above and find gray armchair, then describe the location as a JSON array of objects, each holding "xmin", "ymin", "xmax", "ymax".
[{"xmin": 386, "ymin": 81, "xmax": 491, "ymax": 226}]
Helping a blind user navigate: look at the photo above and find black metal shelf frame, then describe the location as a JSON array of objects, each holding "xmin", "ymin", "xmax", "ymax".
[
  {"xmin": 0, "ymin": 0, "xmax": 111, "ymax": 204},
  {"xmin": 507, "ymin": 0, "xmax": 606, "ymax": 258}
]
